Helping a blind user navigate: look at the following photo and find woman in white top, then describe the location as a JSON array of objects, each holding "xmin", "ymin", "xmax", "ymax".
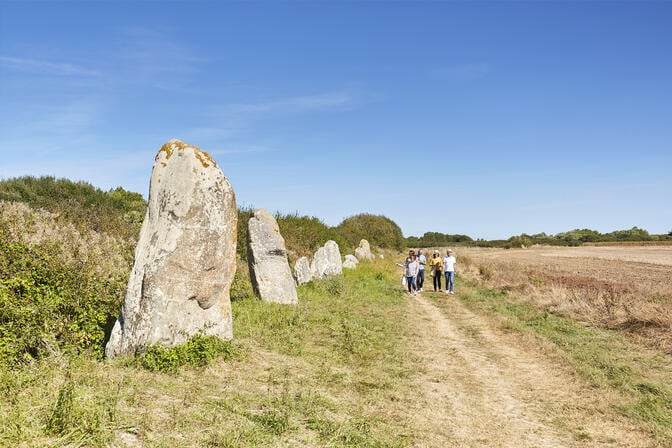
[
  {"xmin": 443, "ymin": 249, "xmax": 457, "ymax": 294},
  {"xmin": 404, "ymin": 253, "xmax": 419, "ymax": 295}
]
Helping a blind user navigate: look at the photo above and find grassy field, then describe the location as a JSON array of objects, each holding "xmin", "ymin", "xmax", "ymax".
[
  {"xmin": 0, "ymin": 261, "xmax": 421, "ymax": 447},
  {"xmin": 2, "ymin": 245, "xmax": 672, "ymax": 446}
]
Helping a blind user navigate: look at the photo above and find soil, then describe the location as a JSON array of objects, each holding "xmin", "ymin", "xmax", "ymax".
[{"xmin": 406, "ymin": 292, "xmax": 655, "ymax": 448}]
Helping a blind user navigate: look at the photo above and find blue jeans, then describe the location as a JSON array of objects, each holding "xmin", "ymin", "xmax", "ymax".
[
  {"xmin": 406, "ymin": 276, "xmax": 417, "ymax": 293},
  {"xmin": 445, "ymin": 271, "xmax": 455, "ymax": 292},
  {"xmin": 417, "ymin": 269, "xmax": 425, "ymax": 289}
]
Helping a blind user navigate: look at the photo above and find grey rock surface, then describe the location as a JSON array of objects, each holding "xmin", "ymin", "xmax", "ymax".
[
  {"xmin": 311, "ymin": 240, "xmax": 343, "ymax": 279},
  {"xmin": 106, "ymin": 140, "xmax": 237, "ymax": 358},
  {"xmin": 343, "ymin": 254, "xmax": 359, "ymax": 269},
  {"xmin": 247, "ymin": 209, "xmax": 298, "ymax": 304},
  {"xmin": 294, "ymin": 256, "xmax": 312, "ymax": 285},
  {"xmin": 354, "ymin": 239, "xmax": 375, "ymax": 261}
]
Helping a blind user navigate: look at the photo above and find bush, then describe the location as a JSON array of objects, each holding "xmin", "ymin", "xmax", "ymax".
[
  {"xmin": 277, "ymin": 213, "xmax": 345, "ymax": 261},
  {"xmin": 0, "ymin": 176, "xmax": 146, "ymax": 241},
  {"xmin": 0, "ymin": 234, "xmax": 124, "ymax": 367},
  {"xmin": 335, "ymin": 214, "xmax": 405, "ymax": 251}
]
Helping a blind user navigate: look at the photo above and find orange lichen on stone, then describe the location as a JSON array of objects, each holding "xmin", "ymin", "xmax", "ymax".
[
  {"xmin": 157, "ymin": 140, "xmax": 216, "ymax": 169},
  {"xmin": 194, "ymin": 149, "xmax": 216, "ymax": 169}
]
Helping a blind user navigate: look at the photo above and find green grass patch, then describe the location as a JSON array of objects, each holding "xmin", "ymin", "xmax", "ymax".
[{"xmin": 134, "ymin": 334, "xmax": 241, "ymax": 373}]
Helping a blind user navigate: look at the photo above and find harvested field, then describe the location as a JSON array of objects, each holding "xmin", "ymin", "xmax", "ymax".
[{"xmin": 452, "ymin": 245, "xmax": 672, "ymax": 352}]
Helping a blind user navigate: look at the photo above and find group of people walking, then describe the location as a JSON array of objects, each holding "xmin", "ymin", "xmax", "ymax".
[{"xmin": 400, "ymin": 249, "xmax": 456, "ymax": 295}]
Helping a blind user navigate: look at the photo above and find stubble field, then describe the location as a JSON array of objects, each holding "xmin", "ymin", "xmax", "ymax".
[{"xmin": 454, "ymin": 245, "xmax": 672, "ymax": 352}]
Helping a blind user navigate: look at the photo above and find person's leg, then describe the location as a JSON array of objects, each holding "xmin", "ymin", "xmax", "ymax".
[
  {"xmin": 437, "ymin": 272, "xmax": 442, "ymax": 291},
  {"xmin": 407, "ymin": 277, "xmax": 413, "ymax": 293},
  {"xmin": 445, "ymin": 272, "xmax": 450, "ymax": 292},
  {"xmin": 417, "ymin": 270, "xmax": 424, "ymax": 290},
  {"xmin": 448, "ymin": 271, "xmax": 455, "ymax": 292},
  {"xmin": 433, "ymin": 273, "xmax": 438, "ymax": 291},
  {"xmin": 412, "ymin": 276, "xmax": 417, "ymax": 293}
]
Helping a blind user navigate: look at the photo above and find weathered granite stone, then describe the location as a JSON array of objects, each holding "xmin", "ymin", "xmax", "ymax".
[
  {"xmin": 354, "ymin": 239, "xmax": 375, "ymax": 261},
  {"xmin": 247, "ymin": 209, "xmax": 298, "ymax": 304},
  {"xmin": 294, "ymin": 256, "xmax": 312, "ymax": 285},
  {"xmin": 343, "ymin": 254, "xmax": 359, "ymax": 269},
  {"xmin": 106, "ymin": 139, "xmax": 237, "ymax": 358},
  {"xmin": 311, "ymin": 240, "xmax": 343, "ymax": 279}
]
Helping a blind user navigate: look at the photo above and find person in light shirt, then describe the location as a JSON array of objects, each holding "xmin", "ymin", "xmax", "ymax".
[
  {"xmin": 416, "ymin": 249, "xmax": 426, "ymax": 292},
  {"xmin": 443, "ymin": 249, "xmax": 457, "ymax": 294}
]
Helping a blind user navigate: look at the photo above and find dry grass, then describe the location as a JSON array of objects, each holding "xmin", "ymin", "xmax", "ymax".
[{"xmin": 453, "ymin": 245, "xmax": 672, "ymax": 352}]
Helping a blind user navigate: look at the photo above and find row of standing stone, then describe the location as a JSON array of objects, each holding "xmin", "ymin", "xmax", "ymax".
[
  {"xmin": 105, "ymin": 140, "xmax": 378, "ymax": 358},
  {"xmin": 293, "ymin": 238, "xmax": 375, "ymax": 285}
]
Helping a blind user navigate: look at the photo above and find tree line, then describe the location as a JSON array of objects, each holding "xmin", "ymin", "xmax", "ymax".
[{"xmin": 406, "ymin": 227, "xmax": 672, "ymax": 249}]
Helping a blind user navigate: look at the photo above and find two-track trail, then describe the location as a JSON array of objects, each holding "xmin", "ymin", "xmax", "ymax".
[{"xmin": 405, "ymin": 293, "xmax": 653, "ymax": 448}]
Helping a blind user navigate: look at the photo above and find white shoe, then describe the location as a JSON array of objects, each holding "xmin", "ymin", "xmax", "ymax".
[{"xmin": 450, "ymin": 291, "xmax": 455, "ymax": 295}]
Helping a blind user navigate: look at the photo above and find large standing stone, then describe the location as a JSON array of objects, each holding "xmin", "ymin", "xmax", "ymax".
[
  {"xmin": 354, "ymin": 239, "xmax": 375, "ymax": 261},
  {"xmin": 106, "ymin": 140, "xmax": 237, "ymax": 358},
  {"xmin": 294, "ymin": 256, "xmax": 312, "ymax": 285},
  {"xmin": 343, "ymin": 254, "xmax": 359, "ymax": 269},
  {"xmin": 247, "ymin": 209, "xmax": 298, "ymax": 304},
  {"xmin": 310, "ymin": 240, "xmax": 343, "ymax": 279}
]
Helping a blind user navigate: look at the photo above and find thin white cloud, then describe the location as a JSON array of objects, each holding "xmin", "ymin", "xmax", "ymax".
[
  {"xmin": 0, "ymin": 99, "xmax": 100, "ymax": 140},
  {"xmin": 0, "ymin": 55, "xmax": 101, "ymax": 77},
  {"xmin": 229, "ymin": 92, "xmax": 352, "ymax": 114},
  {"xmin": 115, "ymin": 28, "xmax": 207, "ymax": 82}
]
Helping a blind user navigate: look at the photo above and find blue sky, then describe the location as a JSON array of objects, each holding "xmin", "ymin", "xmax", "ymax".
[{"xmin": 1, "ymin": 2, "xmax": 670, "ymax": 239}]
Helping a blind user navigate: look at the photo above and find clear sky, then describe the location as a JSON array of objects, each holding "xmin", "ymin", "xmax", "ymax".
[{"xmin": 1, "ymin": 1, "xmax": 670, "ymax": 240}]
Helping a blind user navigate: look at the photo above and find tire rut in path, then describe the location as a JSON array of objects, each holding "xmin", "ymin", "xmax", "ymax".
[{"xmin": 406, "ymin": 293, "xmax": 650, "ymax": 448}]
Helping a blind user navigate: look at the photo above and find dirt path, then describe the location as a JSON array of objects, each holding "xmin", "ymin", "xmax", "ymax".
[{"xmin": 406, "ymin": 293, "xmax": 653, "ymax": 448}]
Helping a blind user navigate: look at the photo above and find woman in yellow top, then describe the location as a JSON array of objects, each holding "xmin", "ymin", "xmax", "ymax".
[{"xmin": 428, "ymin": 250, "xmax": 444, "ymax": 292}]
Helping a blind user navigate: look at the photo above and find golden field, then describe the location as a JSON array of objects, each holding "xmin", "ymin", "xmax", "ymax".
[{"xmin": 452, "ymin": 245, "xmax": 672, "ymax": 352}]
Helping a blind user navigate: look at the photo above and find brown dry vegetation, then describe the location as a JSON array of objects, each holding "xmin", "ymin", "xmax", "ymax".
[{"xmin": 452, "ymin": 245, "xmax": 672, "ymax": 352}]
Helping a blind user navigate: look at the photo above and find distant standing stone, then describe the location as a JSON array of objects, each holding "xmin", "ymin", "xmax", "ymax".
[
  {"xmin": 355, "ymin": 239, "xmax": 375, "ymax": 261},
  {"xmin": 106, "ymin": 139, "xmax": 237, "ymax": 358},
  {"xmin": 294, "ymin": 256, "xmax": 312, "ymax": 285},
  {"xmin": 343, "ymin": 254, "xmax": 359, "ymax": 269},
  {"xmin": 247, "ymin": 209, "xmax": 298, "ymax": 304},
  {"xmin": 311, "ymin": 240, "xmax": 343, "ymax": 279}
]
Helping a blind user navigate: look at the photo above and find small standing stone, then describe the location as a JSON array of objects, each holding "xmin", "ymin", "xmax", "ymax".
[
  {"xmin": 294, "ymin": 256, "xmax": 313, "ymax": 285},
  {"xmin": 311, "ymin": 240, "xmax": 343, "ymax": 279},
  {"xmin": 247, "ymin": 209, "xmax": 298, "ymax": 304},
  {"xmin": 343, "ymin": 254, "xmax": 359, "ymax": 269},
  {"xmin": 355, "ymin": 239, "xmax": 375, "ymax": 261}
]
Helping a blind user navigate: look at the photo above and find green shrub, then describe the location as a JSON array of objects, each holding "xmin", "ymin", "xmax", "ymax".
[
  {"xmin": 276, "ymin": 213, "xmax": 345, "ymax": 261},
  {"xmin": 0, "ymin": 234, "xmax": 125, "ymax": 367},
  {"xmin": 335, "ymin": 213, "xmax": 405, "ymax": 251},
  {"xmin": 0, "ymin": 176, "xmax": 146, "ymax": 241}
]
